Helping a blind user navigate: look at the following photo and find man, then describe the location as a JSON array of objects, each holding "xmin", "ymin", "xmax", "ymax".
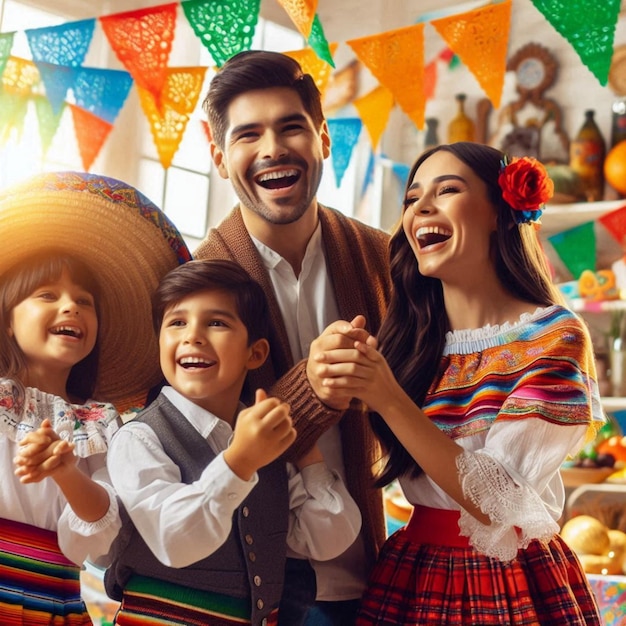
[{"xmin": 195, "ymin": 50, "xmax": 391, "ymax": 626}]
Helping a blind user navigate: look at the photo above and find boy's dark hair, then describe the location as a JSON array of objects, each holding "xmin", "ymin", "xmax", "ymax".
[
  {"xmin": 152, "ymin": 259, "xmax": 270, "ymax": 345},
  {"xmin": 0, "ymin": 250, "xmax": 101, "ymax": 401},
  {"xmin": 202, "ymin": 50, "xmax": 325, "ymax": 149}
]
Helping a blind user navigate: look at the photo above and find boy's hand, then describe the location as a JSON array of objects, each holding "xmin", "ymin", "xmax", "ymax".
[
  {"xmin": 14, "ymin": 418, "xmax": 77, "ymax": 483},
  {"xmin": 224, "ymin": 389, "xmax": 296, "ymax": 481}
]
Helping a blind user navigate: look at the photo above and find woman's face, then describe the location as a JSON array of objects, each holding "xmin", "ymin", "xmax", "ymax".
[{"xmin": 402, "ymin": 150, "xmax": 498, "ymax": 284}]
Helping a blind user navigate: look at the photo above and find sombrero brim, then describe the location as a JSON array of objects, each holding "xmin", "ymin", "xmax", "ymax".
[{"xmin": 0, "ymin": 171, "xmax": 191, "ymax": 409}]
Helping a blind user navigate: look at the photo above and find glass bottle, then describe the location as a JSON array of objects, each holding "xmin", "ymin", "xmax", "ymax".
[
  {"xmin": 611, "ymin": 98, "xmax": 626, "ymax": 148},
  {"xmin": 569, "ymin": 109, "xmax": 606, "ymax": 202},
  {"xmin": 423, "ymin": 117, "xmax": 439, "ymax": 151},
  {"xmin": 447, "ymin": 94, "xmax": 475, "ymax": 143}
]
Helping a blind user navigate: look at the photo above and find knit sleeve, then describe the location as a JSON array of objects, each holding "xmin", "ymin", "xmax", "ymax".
[{"xmin": 270, "ymin": 359, "xmax": 344, "ymax": 462}]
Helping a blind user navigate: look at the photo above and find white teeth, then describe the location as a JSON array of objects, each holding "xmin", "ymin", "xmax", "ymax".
[
  {"xmin": 51, "ymin": 326, "xmax": 82, "ymax": 338},
  {"xmin": 179, "ymin": 356, "xmax": 210, "ymax": 365},
  {"xmin": 416, "ymin": 226, "xmax": 452, "ymax": 238},
  {"xmin": 258, "ymin": 169, "xmax": 298, "ymax": 182}
]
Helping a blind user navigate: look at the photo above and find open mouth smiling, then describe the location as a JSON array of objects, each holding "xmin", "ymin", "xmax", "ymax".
[
  {"xmin": 256, "ymin": 169, "xmax": 300, "ymax": 190},
  {"xmin": 416, "ymin": 226, "xmax": 452, "ymax": 249},
  {"xmin": 50, "ymin": 325, "xmax": 83, "ymax": 338},
  {"xmin": 178, "ymin": 356, "xmax": 215, "ymax": 369}
]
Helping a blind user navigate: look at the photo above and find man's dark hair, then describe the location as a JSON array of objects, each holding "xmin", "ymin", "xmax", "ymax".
[{"xmin": 202, "ymin": 50, "xmax": 325, "ymax": 148}]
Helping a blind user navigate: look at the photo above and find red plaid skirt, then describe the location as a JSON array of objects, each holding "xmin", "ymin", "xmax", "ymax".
[{"xmin": 356, "ymin": 505, "xmax": 601, "ymax": 625}]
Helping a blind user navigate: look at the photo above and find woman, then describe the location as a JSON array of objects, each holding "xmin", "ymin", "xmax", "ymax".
[{"xmin": 314, "ymin": 142, "xmax": 603, "ymax": 625}]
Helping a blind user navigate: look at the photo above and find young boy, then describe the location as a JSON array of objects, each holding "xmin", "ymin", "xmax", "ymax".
[{"xmin": 104, "ymin": 259, "xmax": 361, "ymax": 626}]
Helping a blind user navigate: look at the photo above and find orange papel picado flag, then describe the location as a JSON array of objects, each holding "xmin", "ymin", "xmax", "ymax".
[
  {"xmin": 347, "ymin": 23, "xmax": 425, "ymax": 130},
  {"xmin": 352, "ymin": 85, "xmax": 395, "ymax": 151},
  {"xmin": 431, "ymin": 0, "xmax": 511, "ymax": 109}
]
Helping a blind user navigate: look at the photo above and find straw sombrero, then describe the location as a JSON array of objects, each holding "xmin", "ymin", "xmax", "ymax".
[{"xmin": 0, "ymin": 171, "xmax": 192, "ymax": 411}]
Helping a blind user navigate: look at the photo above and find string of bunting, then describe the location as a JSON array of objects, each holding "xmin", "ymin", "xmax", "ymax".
[{"xmin": 0, "ymin": 0, "xmax": 621, "ymax": 178}]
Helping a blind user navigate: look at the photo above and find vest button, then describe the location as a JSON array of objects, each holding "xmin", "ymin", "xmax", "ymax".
[
  {"xmin": 245, "ymin": 534, "xmax": 254, "ymax": 545},
  {"xmin": 254, "ymin": 575, "xmax": 262, "ymax": 586},
  {"xmin": 242, "ymin": 506, "xmax": 250, "ymax": 517},
  {"xmin": 248, "ymin": 551, "xmax": 256, "ymax": 562},
  {"xmin": 257, "ymin": 598, "xmax": 264, "ymax": 610}
]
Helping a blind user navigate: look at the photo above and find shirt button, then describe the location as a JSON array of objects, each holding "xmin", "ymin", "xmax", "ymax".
[
  {"xmin": 248, "ymin": 551, "xmax": 256, "ymax": 562},
  {"xmin": 254, "ymin": 575, "xmax": 262, "ymax": 586},
  {"xmin": 242, "ymin": 506, "xmax": 249, "ymax": 517},
  {"xmin": 245, "ymin": 534, "xmax": 254, "ymax": 545},
  {"xmin": 257, "ymin": 599, "xmax": 264, "ymax": 610},
  {"xmin": 227, "ymin": 492, "xmax": 237, "ymax": 500}
]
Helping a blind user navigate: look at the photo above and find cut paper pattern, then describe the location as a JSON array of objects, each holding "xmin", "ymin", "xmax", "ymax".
[
  {"xmin": 34, "ymin": 95, "xmax": 65, "ymax": 154},
  {"xmin": 25, "ymin": 19, "xmax": 95, "ymax": 66},
  {"xmin": 33, "ymin": 61, "xmax": 74, "ymax": 114},
  {"xmin": 531, "ymin": 0, "xmax": 620, "ymax": 86},
  {"xmin": 352, "ymin": 84, "xmax": 395, "ymax": 151},
  {"xmin": 548, "ymin": 221, "xmax": 596, "ymax": 279},
  {"xmin": 431, "ymin": 0, "xmax": 511, "ymax": 108},
  {"xmin": 72, "ymin": 67, "xmax": 133, "ymax": 124},
  {"xmin": 2, "ymin": 57, "xmax": 41, "ymax": 96},
  {"xmin": 276, "ymin": 0, "xmax": 318, "ymax": 39},
  {"xmin": 0, "ymin": 32, "xmax": 15, "ymax": 77},
  {"xmin": 100, "ymin": 3, "xmax": 177, "ymax": 103},
  {"xmin": 285, "ymin": 44, "xmax": 338, "ymax": 96},
  {"xmin": 308, "ymin": 14, "xmax": 334, "ymax": 67},
  {"xmin": 137, "ymin": 66, "xmax": 207, "ymax": 168},
  {"xmin": 69, "ymin": 103, "xmax": 114, "ymax": 171},
  {"xmin": 327, "ymin": 117, "xmax": 362, "ymax": 187},
  {"xmin": 347, "ymin": 23, "xmax": 425, "ymax": 129},
  {"xmin": 181, "ymin": 0, "xmax": 260, "ymax": 67}
]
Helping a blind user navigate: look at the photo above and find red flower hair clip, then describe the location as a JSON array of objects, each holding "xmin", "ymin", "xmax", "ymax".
[{"xmin": 498, "ymin": 156, "xmax": 554, "ymax": 225}]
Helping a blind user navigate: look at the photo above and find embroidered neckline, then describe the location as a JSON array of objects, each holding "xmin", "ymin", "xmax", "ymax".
[{"xmin": 443, "ymin": 305, "xmax": 554, "ymax": 355}]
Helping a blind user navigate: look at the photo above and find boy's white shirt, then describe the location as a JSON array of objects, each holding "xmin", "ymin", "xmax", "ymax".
[{"xmin": 106, "ymin": 385, "xmax": 361, "ymax": 569}]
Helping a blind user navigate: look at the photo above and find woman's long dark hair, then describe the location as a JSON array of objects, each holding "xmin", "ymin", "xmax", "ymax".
[{"xmin": 371, "ymin": 142, "xmax": 560, "ymax": 486}]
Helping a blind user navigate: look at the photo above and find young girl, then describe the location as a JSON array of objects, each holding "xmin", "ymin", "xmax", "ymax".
[
  {"xmin": 312, "ymin": 142, "xmax": 604, "ymax": 625},
  {"xmin": 0, "ymin": 171, "xmax": 191, "ymax": 625}
]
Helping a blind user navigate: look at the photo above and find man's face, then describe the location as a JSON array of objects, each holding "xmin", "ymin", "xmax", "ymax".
[{"xmin": 211, "ymin": 87, "xmax": 330, "ymax": 227}]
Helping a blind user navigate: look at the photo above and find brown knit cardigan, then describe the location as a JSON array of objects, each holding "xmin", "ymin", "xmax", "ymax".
[{"xmin": 194, "ymin": 204, "xmax": 391, "ymax": 566}]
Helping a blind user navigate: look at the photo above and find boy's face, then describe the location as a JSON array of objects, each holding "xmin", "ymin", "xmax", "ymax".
[{"xmin": 159, "ymin": 288, "xmax": 267, "ymax": 420}]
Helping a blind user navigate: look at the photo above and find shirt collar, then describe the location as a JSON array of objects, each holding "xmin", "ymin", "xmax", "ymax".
[
  {"xmin": 250, "ymin": 219, "xmax": 323, "ymax": 273},
  {"xmin": 161, "ymin": 386, "xmax": 242, "ymax": 440}
]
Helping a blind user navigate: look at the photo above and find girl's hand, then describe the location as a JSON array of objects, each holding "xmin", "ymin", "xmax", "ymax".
[
  {"xmin": 224, "ymin": 389, "xmax": 297, "ymax": 481},
  {"xmin": 14, "ymin": 418, "xmax": 77, "ymax": 483}
]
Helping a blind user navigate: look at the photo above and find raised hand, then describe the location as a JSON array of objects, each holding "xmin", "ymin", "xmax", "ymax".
[{"xmin": 224, "ymin": 389, "xmax": 297, "ymax": 480}]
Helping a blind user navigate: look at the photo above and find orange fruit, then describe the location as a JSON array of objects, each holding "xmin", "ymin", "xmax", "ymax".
[
  {"xmin": 596, "ymin": 435, "xmax": 626, "ymax": 463},
  {"xmin": 604, "ymin": 140, "xmax": 626, "ymax": 194}
]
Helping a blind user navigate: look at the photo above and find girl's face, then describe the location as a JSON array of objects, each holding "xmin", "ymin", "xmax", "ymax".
[
  {"xmin": 402, "ymin": 150, "xmax": 497, "ymax": 283},
  {"xmin": 9, "ymin": 268, "xmax": 98, "ymax": 378}
]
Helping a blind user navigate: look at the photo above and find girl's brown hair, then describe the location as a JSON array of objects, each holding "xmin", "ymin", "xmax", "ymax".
[{"xmin": 0, "ymin": 251, "xmax": 101, "ymax": 402}]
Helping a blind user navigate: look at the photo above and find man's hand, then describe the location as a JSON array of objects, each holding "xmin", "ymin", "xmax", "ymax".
[{"xmin": 306, "ymin": 315, "xmax": 375, "ymax": 410}]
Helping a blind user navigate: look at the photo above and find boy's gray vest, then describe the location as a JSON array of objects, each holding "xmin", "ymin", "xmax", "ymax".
[{"xmin": 104, "ymin": 394, "xmax": 289, "ymax": 625}]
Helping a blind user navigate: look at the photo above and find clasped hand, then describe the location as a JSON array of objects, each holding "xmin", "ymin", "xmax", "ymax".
[
  {"xmin": 306, "ymin": 314, "xmax": 399, "ymax": 413},
  {"xmin": 14, "ymin": 418, "xmax": 77, "ymax": 483}
]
